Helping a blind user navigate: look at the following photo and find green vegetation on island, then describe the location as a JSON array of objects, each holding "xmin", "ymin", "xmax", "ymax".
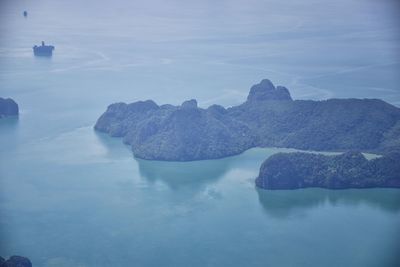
[
  {"xmin": 95, "ymin": 79, "xmax": 400, "ymax": 161},
  {"xmin": 256, "ymin": 151, "xmax": 400, "ymax": 189}
]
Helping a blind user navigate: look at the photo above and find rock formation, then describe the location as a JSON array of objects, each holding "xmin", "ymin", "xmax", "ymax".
[
  {"xmin": 0, "ymin": 98, "xmax": 19, "ymax": 118},
  {"xmin": 95, "ymin": 79, "xmax": 400, "ymax": 161},
  {"xmin": 256, "ymin": 151, "xmax": 400, "ymax": 189},
  {"xmin": 0, "ymin": 255, "xmax": 32, "ymax": 267}
]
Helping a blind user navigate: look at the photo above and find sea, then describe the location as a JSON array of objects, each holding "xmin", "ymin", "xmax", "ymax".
[{"xmin": 0, "ymin": 0, "xmax": 399, "ymax": 266}]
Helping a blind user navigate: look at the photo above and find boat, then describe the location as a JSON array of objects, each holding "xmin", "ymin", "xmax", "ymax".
[{"xmin": 33, "ymin": 41, "xmax": 55, "ymax": 57}]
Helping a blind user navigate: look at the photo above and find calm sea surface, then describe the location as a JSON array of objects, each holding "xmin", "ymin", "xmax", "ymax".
[{"xmin": 1, "ymin": 0, "xmax": 400, "ymax": 266}]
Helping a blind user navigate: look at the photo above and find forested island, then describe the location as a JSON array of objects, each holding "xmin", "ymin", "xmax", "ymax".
[
  {"xmin": 0, "ymin": 98, "xmax": 18, "ymax": 118},
  {"xmin": 95, "ymin": 79, "xmax": 400, "ymax": 161},
  {"xmin": 0, "ymin": 255, "xmax": 32, "ymax": 267},
  {"xmin": 256, "ymin": 151, "xmax": 400, "ymax": 189}
]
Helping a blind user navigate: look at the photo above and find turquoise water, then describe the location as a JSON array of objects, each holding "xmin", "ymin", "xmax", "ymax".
[{"xmin": 1, "ymin": 0, "xmax": 400, "ymax": 266}]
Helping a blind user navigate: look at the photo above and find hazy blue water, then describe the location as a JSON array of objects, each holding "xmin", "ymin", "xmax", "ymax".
[{"xmin": 1, "ymin": 0, "xmax": 400, "ymax": 266}]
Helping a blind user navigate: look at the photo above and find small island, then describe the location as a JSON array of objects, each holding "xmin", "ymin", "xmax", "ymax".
[
  {"xmin": 95, "ymin": 79, "xmax": 400, "ymax": 161},
  {"xmin": 0, "ymin": 97, "xmax": 19, "ymax": 118},
  {"xmin": 1, "ymin": 255, "xmax": 32, "ymax": 267},
  {"xmin": 256, "ymin": 151, "xmax": 400, "ymax": 190}
]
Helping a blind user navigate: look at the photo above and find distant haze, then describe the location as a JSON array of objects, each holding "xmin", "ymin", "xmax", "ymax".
[
  {"xmin": 1, "ymin": 1, "xmax": 400, "ymax": 266},
  {"xmin": 0, "ymin": 0, "xmax": 399, "ymax": 107}
]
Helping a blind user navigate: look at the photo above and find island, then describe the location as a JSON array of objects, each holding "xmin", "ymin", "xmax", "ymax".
[
  {"xmin": 0, "ymin": 97, "xmax": 19, "ymax": 118},
  {"xmin": 256, "ymin": 151, "xmax": 400, "ymax": 189},
  {"xmin": 95, "ymin": 79, "xmax": 400, "ymax": 161},
  {"xmin": 1, "ymin": 255, "xmax": 32, "ymax": 267}
]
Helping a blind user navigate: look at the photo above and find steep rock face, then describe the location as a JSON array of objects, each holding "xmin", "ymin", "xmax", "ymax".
[
  {"xmin": 256, "ymin": 151, "xmax": 400, "ymax": 189},
  {"xmin": 181, "ymin": 99, "xmax": 198, "ymax": 109},
  {"xmin": 95, "ymin": 79, "xmax": 400, "ymax": 161},
  {"xmin": 246, "ymin": 79, "xmax": 292, "ymax": 102},
  {"xmin": 0, "ymin": 256, "xmax": 32, "ymax": 267},
  {"xmin": 0, "ymin": 98, "xmax": 19, "ymax": 118}
]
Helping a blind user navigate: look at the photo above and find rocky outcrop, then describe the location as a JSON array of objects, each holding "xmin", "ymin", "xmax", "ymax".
[
  {"xmin": 0, "ymin": 256, "xmax": 32, "ymax": 267},
  {"xmin": 0, "ymin": 98, "xmax": 18, "ymax": 118},
  {"xmin": 246, "ymin": 79, "xmax": 292, "ymax": 102},
  {"xmin": 95, "ymin": 98, "xmax": 254, "ymax": 161},
  {"xmin": 256, "ymin": 151, "xmax": 400, "ymax": 189},
  {"xmin": 95, "ymin": 79, "xmax": 400, "ymax": 161}
]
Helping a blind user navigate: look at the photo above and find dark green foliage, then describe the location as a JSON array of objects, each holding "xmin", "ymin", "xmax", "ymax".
[
  {"xmin": 95, "ymin": 79, "xmax": 400, "ymax": 161},
  {"xmin": 256, "ymin": 151, "xmax": 400, "ymax": 189},
  {"xmin": 95, "ymin": 98, "xmax": 254, "ymax": 161},
  {"xmin": 229, "ymin": 98, "xmax": 400, "ymax": 151}
]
